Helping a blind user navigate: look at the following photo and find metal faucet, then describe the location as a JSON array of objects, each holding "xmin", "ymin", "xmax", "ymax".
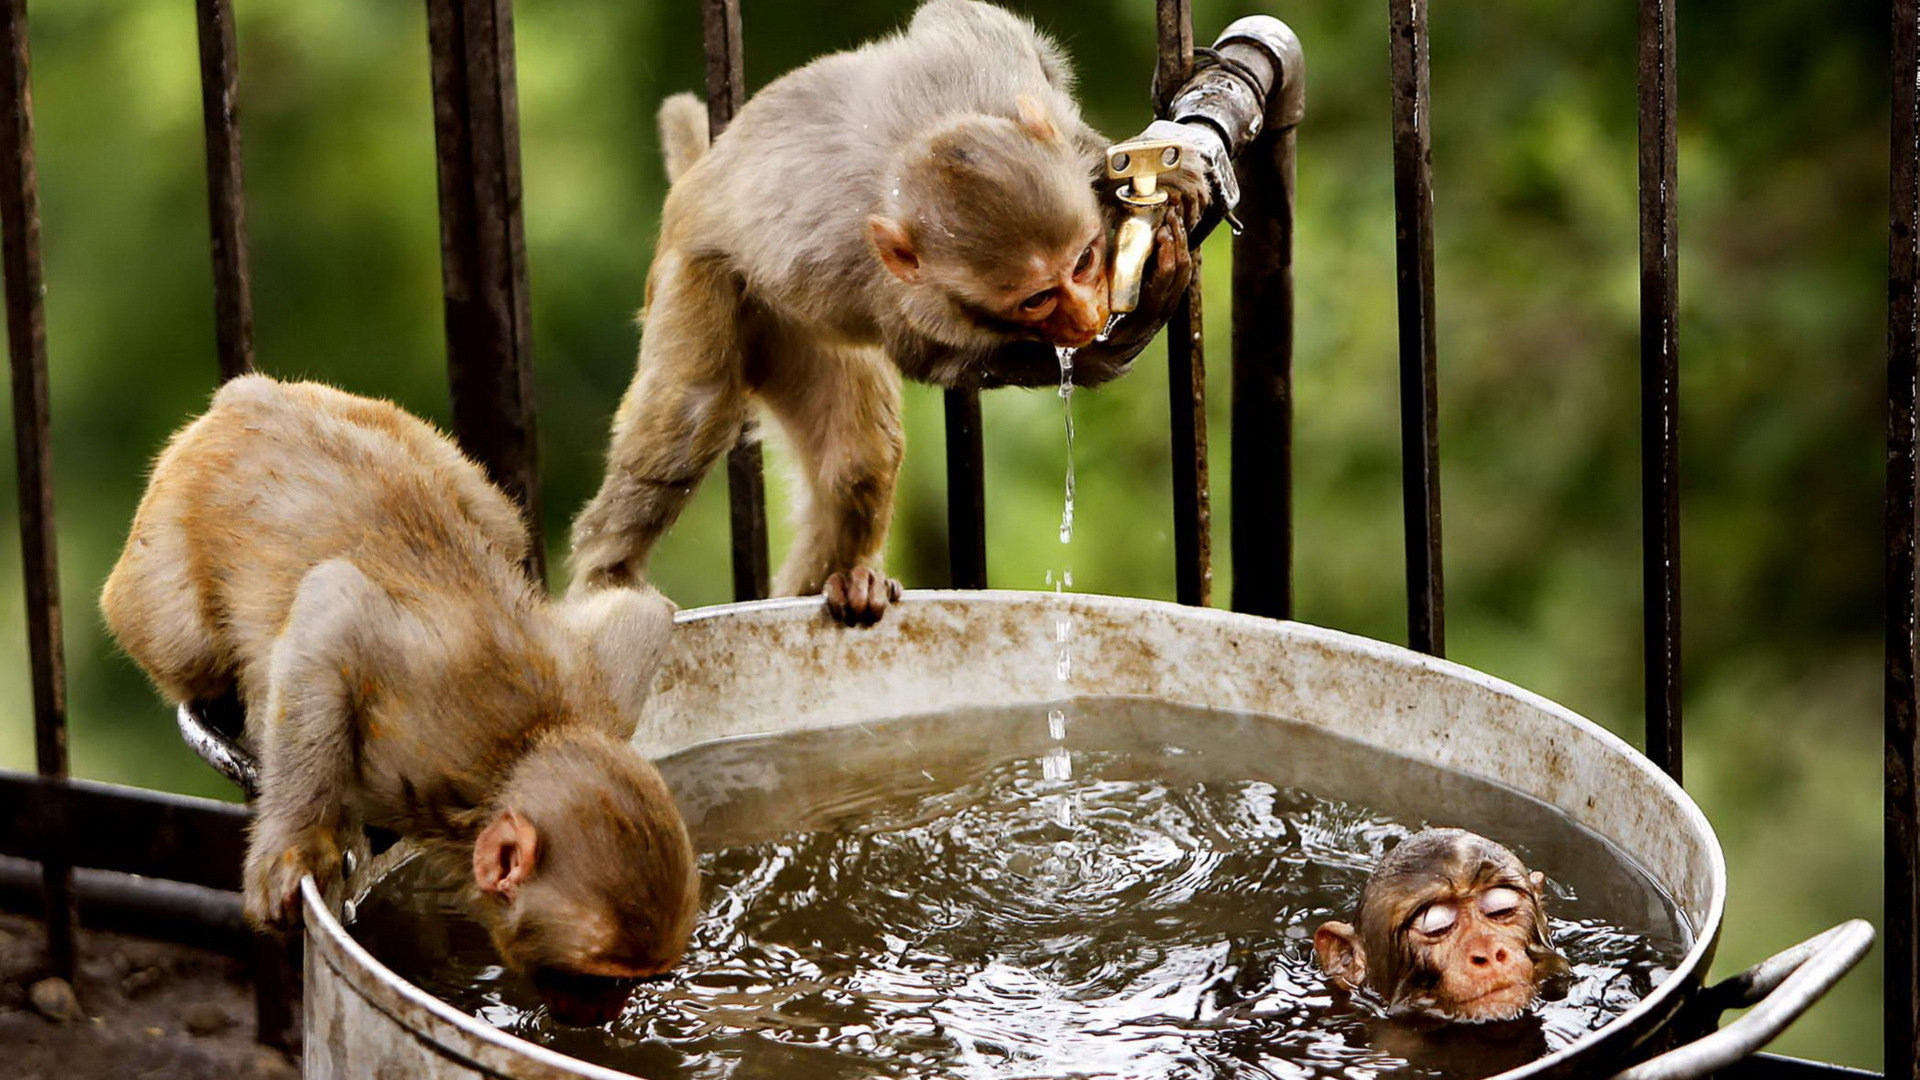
[
  {"xmin": 1105, "ymin": 138, "xmax": 1184, "ymax": 314},
  {"xmin": 1101, "ymin": 15, "xmax": 1306, "ymax": 316}
]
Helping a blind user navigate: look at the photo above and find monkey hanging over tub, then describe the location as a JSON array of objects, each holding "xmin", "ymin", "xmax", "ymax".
[
  {"xmin": 101, "ymin": 375, "xmax": 700, "ymax": 1025},
  {"xmin": 569, "ymin": 0, "xmax": 1221, "ymax": 625}
]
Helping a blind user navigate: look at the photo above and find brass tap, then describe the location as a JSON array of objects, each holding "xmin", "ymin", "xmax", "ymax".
[{"xmin": 1105, "ymin": 138, "xmax": 1183, "ymax": 313}]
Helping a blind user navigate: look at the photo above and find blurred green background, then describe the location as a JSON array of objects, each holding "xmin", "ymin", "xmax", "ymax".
[{"xmin": 0, "ymin": 0, "xmax": 1888, "ymax": 1067}]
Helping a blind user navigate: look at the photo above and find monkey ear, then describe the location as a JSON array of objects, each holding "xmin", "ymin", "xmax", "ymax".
[
  {"xmin": 474, "ymin": 809, "xmax": 540, "ymax": 899},
  {"xmin": 868, "ymin": 216, "xmax": 921, "ymax": 284},
  {"xmin": 558, "ymin": 585, "xmax": 677, "ymax": 732},
  {"xmin": 1014, "ymin": 93, "xmax": 1059, "ymax": 142},
  {"xmin": 1529, "ymin": 870, "xmax": 1548, "ymax": 896},
  {"xmin": 1314, "ymin": 921, "xmax": 1368, "ymax": 990}
]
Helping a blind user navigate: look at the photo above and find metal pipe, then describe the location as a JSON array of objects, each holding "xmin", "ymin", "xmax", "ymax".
[
  {"xmin": 943, "ymin": 388, "xmax": 987, "ymax": 589},
  {"xmin": 425, "ymin": 0, "xmax": 545, "ymax": 583},
  {"xmin": 1387, "ymin": 0, "xmax": 1444, "ymax": 656},
  {"xmin": 195, "ymin": 0, "xmax": 254, "ymax": 382},
  {"xmin": 1887, "ymin": 0, "xmax": 1920, "ymax": 1072},
  {"xmin": 1639, "ymin": 0, "xmax": 1682, "ymax": 782},
  {"xmin": 0, "ymin": 0, "xmax": 73, "ymax": 980},
  {"xmin": 0, "ymin": 855, "xmax": 253, "ymax": 954},
  {"xmin": 701, "ymin": 0, "xmax": 771, "ymax": 603}
]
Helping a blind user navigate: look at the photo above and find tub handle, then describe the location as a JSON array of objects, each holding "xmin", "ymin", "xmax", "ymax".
[{"xmin": 1610, "ymin": 919, "xmax": 1875, "ymax": 1080}]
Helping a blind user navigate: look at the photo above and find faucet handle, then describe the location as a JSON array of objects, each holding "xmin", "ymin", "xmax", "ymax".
[{"xmin": 1105, "ymin": 138, "xmax": 1183, "ymax": 203}]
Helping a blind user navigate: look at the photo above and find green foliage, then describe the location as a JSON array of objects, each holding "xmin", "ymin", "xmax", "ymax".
[{"xmin": 0, "ymin": 0, "xmax": 1886, "ymax": 1066}]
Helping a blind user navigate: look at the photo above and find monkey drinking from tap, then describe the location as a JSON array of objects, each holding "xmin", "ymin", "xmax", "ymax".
[
  {"xmin": 102, "ymin": 376, "xmax": 700, "ymax": 1024},
  {"xmin": 571, "ymin": 0, "xmax": 1209, "ymax": 625},
  {"xmin": 1315, "ymin": 828, "xmax": 1573, "ymax": 1023}
]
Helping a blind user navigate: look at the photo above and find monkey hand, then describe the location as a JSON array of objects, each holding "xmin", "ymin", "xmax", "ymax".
[
  {"xmin": 824, "ymin": 566, "xmax": 902, "ymax": 627},
  {"xmin": 243, "ymin": 828, "xmax": 341, "ymax": 932},
  {"xmin": 1071, "ymin": 211, "xmax": 1195, "ymax": 387}
]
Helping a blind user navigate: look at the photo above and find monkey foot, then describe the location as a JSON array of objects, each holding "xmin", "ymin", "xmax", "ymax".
[
  {"xmin": 243, "ymin": 833, "xmax": 340, "ymax": 933},
  {"xmin": 824, "ymin": 568, "xmax": 902, "ymax": 627}
]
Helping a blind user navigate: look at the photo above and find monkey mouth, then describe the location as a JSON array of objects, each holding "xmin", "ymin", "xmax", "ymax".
[{"xmin": 1438, "ymin": 983, "xmax": 1535, "ymax": 1023}]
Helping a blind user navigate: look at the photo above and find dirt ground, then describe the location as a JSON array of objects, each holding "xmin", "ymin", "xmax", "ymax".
[{"xmin": 0, "ymin": 912, "xmax": 299, "ymax": 1079}]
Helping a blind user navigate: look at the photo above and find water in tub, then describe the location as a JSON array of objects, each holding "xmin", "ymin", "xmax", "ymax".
[{"xmin": 351, "ymin": 700, "xmax": 1689, "ymax": 1080}]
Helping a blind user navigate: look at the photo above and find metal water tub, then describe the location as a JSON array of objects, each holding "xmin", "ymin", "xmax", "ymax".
[{"xmin": 280, "ymin": 592, "xmax": 1869, "ymax": 1079}]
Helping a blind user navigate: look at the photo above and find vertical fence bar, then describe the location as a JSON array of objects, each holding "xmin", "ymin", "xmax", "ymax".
[
  {"xmin": 943, "ymin": 389, "xmax": 986, "ymax": 588},
  {"xmin": 0, "ymin": 0, "xmax": 73, "ymax": 980},
  {"xmin": 1387, "ymin": 0, "xmax": 1444, "ymax": 656},
  {"xmin": 426, "ymin": 0, "xmax": 545, "ymax": 581},
  {"xmin": 701, "ymin": 0, "xmax": 770, "ymax": 601},
  {"xmin": 1228, "ymin": 41, "xmax": 1301, "ymax": 621},
  {"xmin": 1156, "ymin": 0, "xmax": 1211, "ymax": 608},
  {"xmin": 195, "ymin": 0, "xmax": 253, "ymax": 381},
  {"xmin": 1889, "ymin": 0, "xmax": 1920, "ymax": 1070},
  {"xmin": 1229, "ymin": 139, "xmax": 1296, "ymax": 619},
  {"xmin": 1638, "ymin": 0, "xmax": 1681, "ymax": 780}
]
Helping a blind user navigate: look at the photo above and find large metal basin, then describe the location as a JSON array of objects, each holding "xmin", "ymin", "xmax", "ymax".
[{"xmin": 295, "ymin": 591, "xmax": 1871, "ymax": 1079}]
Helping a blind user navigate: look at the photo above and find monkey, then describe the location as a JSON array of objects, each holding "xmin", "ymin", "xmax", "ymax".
[
  {"xmin": 569, "ymin": 0, "xmax": 1207, "ymax": 625},
  {"xmin": 100, "ymin": 375, "xmax": 699, "ymax": 1024},
  {"xmin": 1313, "ymin": 828, "xmax": 1573, "ymax": 1023}
]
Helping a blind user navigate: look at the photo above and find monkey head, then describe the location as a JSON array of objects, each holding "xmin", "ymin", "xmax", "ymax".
[
  {"xmin": 470, "ymin": 727, "xmax": 701, "ymax": 1025},
  {"xmin": 1314, "ymin": 828, "xmax": 1571, "ymax": 1023},
  {"xmin": 868, "ymin": 94, "xmax": 1110, "ymax": 349}
]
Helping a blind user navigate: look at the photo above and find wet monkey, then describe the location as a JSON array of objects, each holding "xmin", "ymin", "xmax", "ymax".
[
  {"xmin": 102, "ymin": 376, "xmax": 699, "ymax": 1023},
  {"xmin": 570, "ymin": 0, "xmax": 1206, "ymax": 624},
  {"xmin": 1314, "ymin": 829, "xmax": 1572, "ymax": 1022}
]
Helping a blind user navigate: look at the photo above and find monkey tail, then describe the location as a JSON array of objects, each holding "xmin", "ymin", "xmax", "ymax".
[{"xmin": 657, "ymin": 92, "xmax": 711, "ymax": 184}]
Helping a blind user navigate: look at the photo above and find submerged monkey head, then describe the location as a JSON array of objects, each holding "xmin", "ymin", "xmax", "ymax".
[
  {"xmin": 868, "ymin": 95, "xmax": 1109, "ymax": 348},
  {"xmin": 1315, "ymin": 828, "xmax": 1571, "ymax": 1023},
  {"xmin": 468, "ymin": 726, "xmax": 700, "ymax": 1024}
]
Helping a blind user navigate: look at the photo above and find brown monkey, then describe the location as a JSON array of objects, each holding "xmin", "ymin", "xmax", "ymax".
[
  {"xmin": 570, "ymin": 0, "xmax": 1204, "ymax": 625},
  {"xmin": 102, "ymin": 376, "xmax": 698, "ymax": 1022},
  {"xmin": 1314, "ymin": 828, "xmax": 1572, "ymax": 1022}
]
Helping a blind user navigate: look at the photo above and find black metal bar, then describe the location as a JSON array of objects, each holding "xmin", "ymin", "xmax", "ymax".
[
  {"xmin": 1639, "ymin": 0, "xmax": 1682, "ymax": 781},
  {"xmin": 425, "ymin": 0, "xmax": 545, "ymax": 581},
  {"xmin": 700, "ymin": 0, "xmax": 771, "ymax": 601},
  {"xmin": 0, "ymin": 773, "xmax": 249, "ymax": 892},
  {"xmin": 0, "ymin": 0, "xmax": 73, "ymax": 981},
  {"xmin": 1889, "ymin": 0, "xmax": 1920, "ymax": 1072},
  {"xmin": 944, "ymin": 388, "xmax": 987, "ymax": 589},
  {"xmin": 1716, "ymin": 1054, "xmax": 1883, "ymax": 1080},
  {"xmin": 1228, "ymin": 71, "xmax": 1300, "ymax": 620},
  {"xmin": 1387, "ymin": 0, "xmax": 1444, "ymax": 656},
  {"xmin": 1156, "ymin": 0, "xmax": 1211, "ymax": 608},
  {"xmin": 195, "ymin": 0, "xmax": 254, "ymax": 382},
  {"xmin": 0, "ymin": 855, "xmax": 254, "ymax": 953}
]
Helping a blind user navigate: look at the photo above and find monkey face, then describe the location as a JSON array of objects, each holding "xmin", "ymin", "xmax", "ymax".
[{"xmin": 1315, "ymin": 829, "xmax": 1571, "ymax": 1023}]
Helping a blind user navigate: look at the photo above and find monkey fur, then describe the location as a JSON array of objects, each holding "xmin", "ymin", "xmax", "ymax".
[
  {"xmin": 102, "ymin": 376, "xmax": 699, "ymax": 1017},
  {"xmin": 570, "ymin": 0, "xmax": 1204, "ymax": 625},
  {"xmin": 1315, "ymin": 828, "xmax": 1572, "ymax": 1022}
]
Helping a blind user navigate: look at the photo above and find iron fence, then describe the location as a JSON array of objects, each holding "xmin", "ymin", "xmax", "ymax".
[{"xmin": 0, "ymin": 0, "xmax": 1897, "ymax": 1074}]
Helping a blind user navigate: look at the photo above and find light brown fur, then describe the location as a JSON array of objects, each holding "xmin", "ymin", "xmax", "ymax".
[
  {"xmin": 1314, "ymin": 828, "xmax": 1572, "ymax": 1023},
  {"xmin": 570, "ymin": 0, "xmax": 1201, "ymax": 624},
  {"xmin": 102, "ymin": 376, "xmax": 699, "ymax": 1007}
]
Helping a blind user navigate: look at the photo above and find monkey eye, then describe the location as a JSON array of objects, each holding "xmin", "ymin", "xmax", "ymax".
[
  {"xmin": 1413, "ymin": 902, "xmax": 1457, "ymax": 936},
  {"xmin": 1020, "ymin": 289, "xmax": 1055, "ymax": 312},
  {"xmin": 1073, "ymin": 242, "xmax": 1098, "ymax": 279},
  {"xmin": 1479, "ymin": 886, "xmax": 1526, "ymax": 918}
]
